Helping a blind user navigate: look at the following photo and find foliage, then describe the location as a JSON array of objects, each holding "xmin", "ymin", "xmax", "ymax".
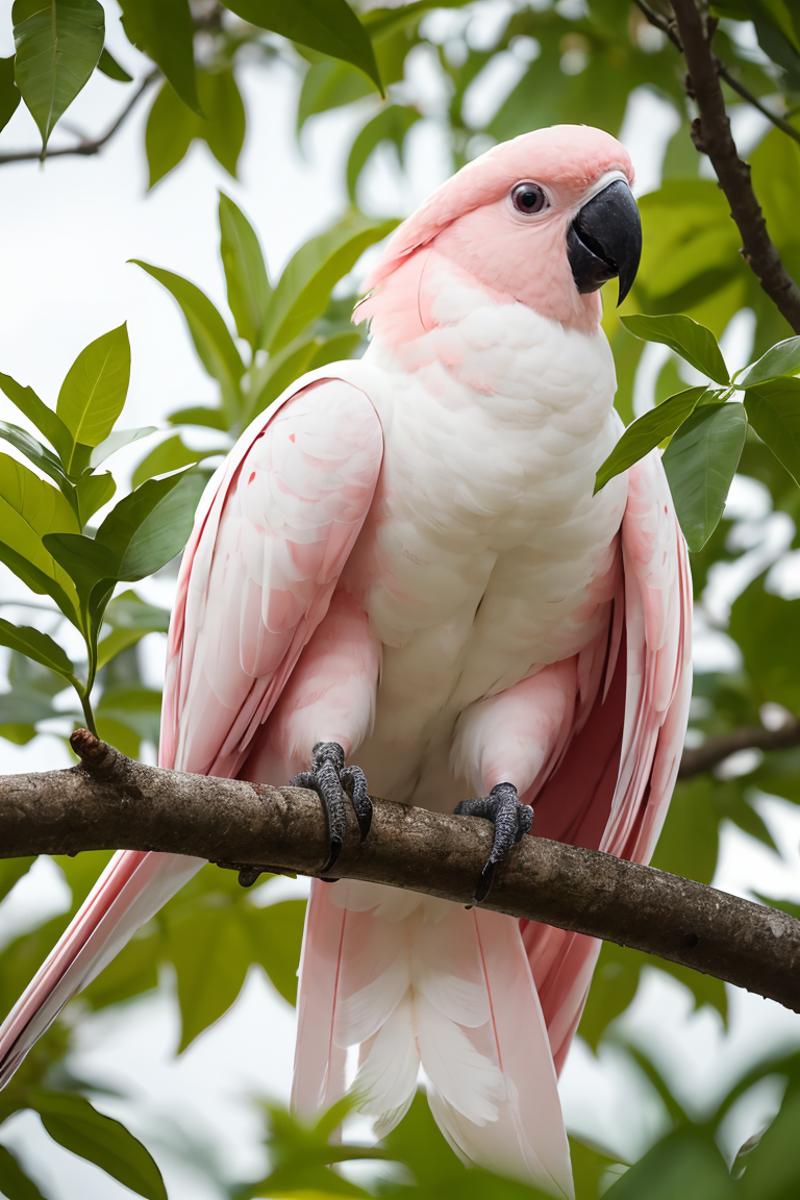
[{"xmin": 1, "ymin": 0, "xmax": 800, "ymax": 1197}]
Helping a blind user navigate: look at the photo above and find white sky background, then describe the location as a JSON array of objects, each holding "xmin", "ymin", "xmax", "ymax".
[{"xmin": 0, "ymin": 2, "xmax": 799, "ymax": 1197}]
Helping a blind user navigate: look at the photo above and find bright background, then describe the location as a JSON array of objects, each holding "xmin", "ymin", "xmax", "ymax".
[{"xmin": 1, "ymin": 2, "xmax": 799, "ymax": 1197}]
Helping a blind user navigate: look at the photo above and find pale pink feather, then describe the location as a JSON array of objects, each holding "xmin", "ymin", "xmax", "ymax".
[
  {"xmin": 522, "ymin": 453, "xmax": 691, "ymax": 1069},
  {"xmin": 0, "ymin": 374, "xmax": 383, "ymax": 1087}
]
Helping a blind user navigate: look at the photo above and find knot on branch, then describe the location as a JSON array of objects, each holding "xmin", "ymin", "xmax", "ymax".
[
  {"xmin": 70, "ymin": 730, "xmax": 144, "ymax": 810},
  {"xmin": 70, "ymin": 729, "xmax": 124, "ymax": 778}
]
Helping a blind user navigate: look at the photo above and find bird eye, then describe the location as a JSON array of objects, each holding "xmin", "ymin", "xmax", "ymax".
[{"xmin": 510, "ymin": 182, "xmax": 548, "ymax": 216}]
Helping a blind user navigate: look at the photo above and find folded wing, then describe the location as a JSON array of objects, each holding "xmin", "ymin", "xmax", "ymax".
[
  {"xmin": 522, "ymin": 453, "xmax": 692, "ymax": 1069},
  {"xmin": 0, "ymin": 375, "xmax": 383, "ymax": 1088}
]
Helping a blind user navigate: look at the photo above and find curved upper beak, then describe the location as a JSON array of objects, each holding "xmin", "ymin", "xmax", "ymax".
[{"xmin": 566, "ymin": 179, "xmax": 642, "ymax": 305}]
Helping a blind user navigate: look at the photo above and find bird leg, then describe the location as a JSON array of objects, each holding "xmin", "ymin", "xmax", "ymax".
[
  {"xmin": 455, "ymin": 782, "xmax": 532, "ymax": 903},
  {"xmin": 290, "ymin": 741, "xmax": 373, "ymax": 874}
]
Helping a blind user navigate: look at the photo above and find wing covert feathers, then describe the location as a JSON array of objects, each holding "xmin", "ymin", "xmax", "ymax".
[{"xmin": 0, "ymin": 373, "xmax": 383, "ymax": 1092}]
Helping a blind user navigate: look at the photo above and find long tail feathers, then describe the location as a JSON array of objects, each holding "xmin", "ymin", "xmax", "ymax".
[
  {"xmin": 293, "ymin": 880, "xmax": 574, "ymax": 1198},
  {"xmin": 0, "ymin": 850, "xmax": 203, "ymax": 1088}
]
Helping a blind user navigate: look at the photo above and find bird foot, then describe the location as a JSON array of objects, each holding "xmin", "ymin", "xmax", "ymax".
[
  {"xmin": 454, "ymin": 782, "xmax": 532, "ymax": 903},
  {"xmin": 290, "ymin": 741, "xmax": 372, "ymax": 875}
]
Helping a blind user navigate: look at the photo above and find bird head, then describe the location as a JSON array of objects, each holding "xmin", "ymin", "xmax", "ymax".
[{"xmin": 360, "ymin": 125, "xmax": 641, "ymax": 336}]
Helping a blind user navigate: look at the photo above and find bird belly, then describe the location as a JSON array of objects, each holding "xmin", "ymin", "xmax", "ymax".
[{"xmin": 343, "ymin": 319, "xmax": 627, "ymax": 810}]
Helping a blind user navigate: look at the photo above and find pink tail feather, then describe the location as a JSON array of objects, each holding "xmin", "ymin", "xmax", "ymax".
[
  {"xmin": 293, "ymin": 881, "xmax": 573, "ymax": 1197},
  {"xmin": 0, "ymin": 851, "xmax": 203, "ymax": 1088}
]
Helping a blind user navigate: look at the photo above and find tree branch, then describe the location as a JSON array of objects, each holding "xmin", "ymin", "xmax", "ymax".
[
  {"xmin": 679, "ymin": 718, "xmax": 800, "ymax": 778},
  {"xmin": 634, "ymin": 0, "xmax": 800, "ymax": 149},
  {"xmin": 0, "ymin": 729, "xmax": 797, "ymax": 1014},
  {"xmin": 0, "ymin": 70, "xmax": 159, "ymax": 167},
  {"xmin": 666, "ymin": 0, "xmax": 800, "ymax": 333}
]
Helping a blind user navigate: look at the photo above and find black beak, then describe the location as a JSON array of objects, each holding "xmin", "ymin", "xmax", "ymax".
[{"xmin": 566, "ymin": 179, "xmax": 642, "ymax": 305}]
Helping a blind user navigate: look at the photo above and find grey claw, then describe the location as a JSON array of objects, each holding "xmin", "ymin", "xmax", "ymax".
[
  {"xmin": 455, "ymin": 782, "xmax": 532, "ymax": 903},
  {"xmin": 290, "ymin": 742, "xmax": 372, "ymax": 873}
]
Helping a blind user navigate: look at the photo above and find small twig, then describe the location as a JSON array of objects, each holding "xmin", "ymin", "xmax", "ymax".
[
  {"xmin": 0, "ymin": 69, "xmax": 160, "ymax": 167},
  {"xmin": 678, "ymin": 719, "xmax": 800, "ymax": 778},
  {"xmin": 665, "ymin": 0, "xmax": 800, "ymax": 333},
  {"xmin": 0, "ymin": 729, "xmax": 797, "ymax": 1013},
  {"xmin": 634, "ymin": 0, "xmax": 800, "ymax": 148}
]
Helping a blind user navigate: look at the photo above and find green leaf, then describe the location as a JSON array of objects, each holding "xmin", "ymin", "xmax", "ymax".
[
  {"xmin": 31, "ymin": 1090, "xmax": 167, "ymax": 1200},
  {"xmin": 89, "ymin": 425, "xmax": 156, "ymax": 468},
  {"xmin": 0, "ymin": 618, "xmax": 75, "ymax": 681},
  {"xmin": 0, "ymin": 1144, "xmax": 47, "ymax": 1200},
  {"xmin": 96, "ymin": 624, "xmax": 152, "ymax": 669},
  {"xmin": 0, "ymin": 453, "xmax": 79, "ymax": 608},
  {"xmin": 346, "ymin": 103, "xmax": 419, "ymax": 202},
  {"xmin": 144, "ymin": 79, "xmax": 197, "ymax": 188},
  {"xmin": 621, "ymin": 313, "xmax": 730, "ymax": 385},
  {"xmin": 43, "ymin": 531, "xmax": 118, "ymax": 593},
  {"xmin": 595, "ymin": 387, "xmax": 708, "ymax": 492},
  {"xmin": 56, "ymin": 324, "xmax": 131, "ymax": 465},
  {"xmin": 0, "ymin": 371, "xmax": 72, "ymax": 461},
  {"xmin": 97, "ymin": 46, "xmax": 132, "ymax": 82},
  {"xmin": 132, "ymin": 261, "xmax": 244, "ymax": 419},
  {"xmin": 0, "ymin": 539, "xmax": 78, "ymax": 624},
  {"xmin": 167, "ymin": 404, "xmax": 228, "ymax": 431},
  {"xmin": 166, "ymin": 902, "xmax": 252, "ymax": 1051},
  {"xmin": 262, "ymin": 211, "xmax": 397, "ymax": 353},
  {"xmin": 730, "ymin": 579, "xmax": 800, "ymax": 710},
  {"xmin": 0, "ymin": 55, "xmax": 21, "ymax": 134},
  {"xmin": 740, "ymin": 334, "xmax": 800, "ymax": 387},
  {"xmin": 662, "ymin": 403, "xmax": 747, "ymax": 551},
  {"xmin": 225, "ymin": 0, "xmax": 382, "ymax": 92},
  {"xmin": 118, "ymin": 0, "xmax": 197, "ymax": 111},
  {"xmin": 131, "ymin": 433, "xmax": 213, "ymax": 488},
  {"xmin": 75, "ymin": 470, "xmax": 116, "ymax": 524},
  {"xmin": 13, "ymin": 0, "xmax": 104, "ymax": 152},
  {"xmin": 104, "ymin": 589, "xmax": 170, "ymax": 633},
  {"xmin": 296, "ymin": 58, "xmax": 373, "ymax": 135},
  {"xmin": 604, "ymin": 1131, "xmax": 732, "ymax": 1200},
  {"xmin": 96, "ymin": 686, "xmax": 161, "ymax": 746},
  {"xmin": 96, "ymin": 469, "xmax": 205, "ymax": 581},
  {"xmin": 744, "ymin": 376, "xmax": 800, "ymax": 486},
  {"xmin": 248, "ymin": 899, "xmax": 306, "ymax": 1005},
  {"xmin": 0, "ymin": 419, "xmax": 72, "ymax": 492},
  {"xmin": 0, "ymin": 688, "xmax": 60, "ymax": 726},
  {"xmin": 219, "ymin": 192, "xmax": 272, "ymax": 348},
  {"xmin": 197, "ymin": 68, "xmax": 245, "ymax": 178}
]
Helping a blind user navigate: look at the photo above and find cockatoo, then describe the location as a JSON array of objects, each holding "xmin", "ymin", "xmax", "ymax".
[{"xmin": 0, "ymin": 125, "xmax": 691, "ymax": 1197}]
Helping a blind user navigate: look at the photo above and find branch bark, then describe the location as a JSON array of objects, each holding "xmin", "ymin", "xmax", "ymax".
[
  {"xmin": 678, "ymin": 718, "xmax": 800, "ymax": 778},
  {"xmin": 0, "ymin": 70, "xmax": 159, "ymax": 167},
  {"xmin": 0, "ymin": 730, "xmax": 798, "ymax": 1014},
  {"xmin": 669, "ymin": 0, "xmax": 800, "ymax": 333}
]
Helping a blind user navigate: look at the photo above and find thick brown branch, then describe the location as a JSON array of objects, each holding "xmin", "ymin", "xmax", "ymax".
[
  {"xmin": 679, "ymin": 719, "xmax": 800, "ymax": 778},
  {"xmin": 668, "ymin": 0, "xmax": 800, "ymax": 332},
  {"xmin": 0, "ymin": 70, "xmax": 159, "ymax": 167},
  {"xmin": 0, "ymin": 730, "xmax": 797, "ymax": 1014}
]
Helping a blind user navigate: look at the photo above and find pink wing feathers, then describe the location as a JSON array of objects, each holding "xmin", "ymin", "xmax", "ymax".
[
  {"xmin": 522, "ymin": 452, "xmax": 692, "ymax": 1069},
  {"xmin": 0, "ymin": 375, "xmax": 384, "ymax": 1088}
]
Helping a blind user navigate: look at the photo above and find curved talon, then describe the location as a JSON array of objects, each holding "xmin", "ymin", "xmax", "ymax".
[
  {"xmin": 290, "ymin": 741, "xmax": 372, "ymax": 873},
  {"xmin": 455, "ymin": 782, "xmax": 533, "ymax": 903}
]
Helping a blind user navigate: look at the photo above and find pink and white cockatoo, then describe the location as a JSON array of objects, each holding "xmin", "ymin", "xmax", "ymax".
[{"xmin": 0, "ymin": 125, "xmax": 691, "ymax": 1197}]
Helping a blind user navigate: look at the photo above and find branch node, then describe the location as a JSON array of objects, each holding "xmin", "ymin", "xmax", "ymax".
[{"xmin": 70, "ymin": 728, "xmax": 127, "ymax": 780}]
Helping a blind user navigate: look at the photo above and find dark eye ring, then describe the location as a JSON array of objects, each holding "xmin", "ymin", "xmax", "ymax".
[{"xmin": 510, "ymin": 182, "xmax": 548, "ymax": 215}]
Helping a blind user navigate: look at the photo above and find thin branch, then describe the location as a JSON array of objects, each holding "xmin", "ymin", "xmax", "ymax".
[
  {"xmin": 634, "ymin": 0, "xmax": 800, "ymax": 148},
  {"xmin": 679, "ymin": 718, "xmax": 800, "ymax": 778},
  {"xmin": 0, "ymin": 70, "xmax": 160, "ymax": 167},
  {"xmin": 664, "ymin": 0, "xmax": 800, "ymax": 332},
  {"xmin": 0, "ymin": 729, "xmax": 797, "ymax": 1013}
]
